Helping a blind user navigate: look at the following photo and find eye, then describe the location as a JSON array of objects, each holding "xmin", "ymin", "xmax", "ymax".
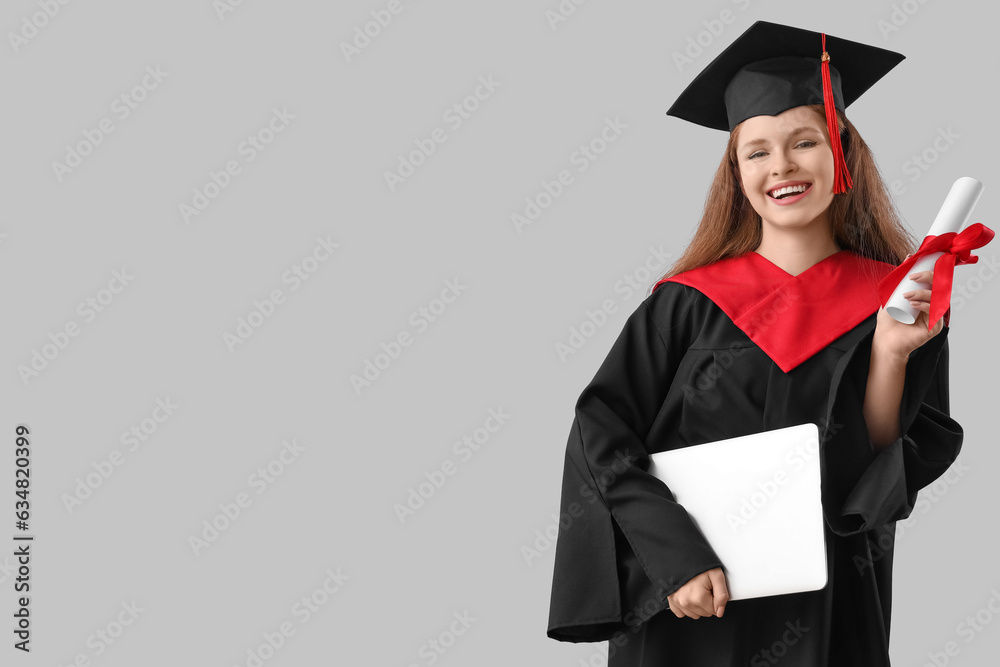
[{"xmin": 747, "ymin": 140, "xmax": 816, "ymax": 160}]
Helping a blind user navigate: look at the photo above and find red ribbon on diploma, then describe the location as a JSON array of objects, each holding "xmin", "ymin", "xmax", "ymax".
[{"xmin": 877, "ymin": 222, "xmax": 995, "ymax": 330}]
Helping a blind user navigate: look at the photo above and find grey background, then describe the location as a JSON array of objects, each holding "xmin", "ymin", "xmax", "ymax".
[{"xmin": 1, "ymin": 1, "xmax": 997, "ymax": 665}]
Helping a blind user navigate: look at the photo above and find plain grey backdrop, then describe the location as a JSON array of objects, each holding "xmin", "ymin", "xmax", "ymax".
[{"xmin": 1, "ymin": 0, "xmax": 997, "ymax": 665}]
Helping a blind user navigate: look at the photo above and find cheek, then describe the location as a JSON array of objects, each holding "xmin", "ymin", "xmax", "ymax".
[
  {"xmin": 742, "ymin": 177, "xmax": 765, "ymax": 201},
  {"xmin": 813, "ymin": 156, "xmax": 836, "ymax": 195},
  {"xmin": 815, "ymin": 152, "xmax": 835, "ymax": 179},
  {"xmin": 737, "ymin": 164, "xmax": 759, "ymax": 193}
]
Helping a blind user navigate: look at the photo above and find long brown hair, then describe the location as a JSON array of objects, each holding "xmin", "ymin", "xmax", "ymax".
[{"xmin": 654, "ymin": 104, "xmax": 915, "ymax": 285}]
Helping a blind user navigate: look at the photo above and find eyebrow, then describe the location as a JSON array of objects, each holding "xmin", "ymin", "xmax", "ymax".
[{"xmin": 739, "ymin": 126, "xmax": 822, "ymax": 151}]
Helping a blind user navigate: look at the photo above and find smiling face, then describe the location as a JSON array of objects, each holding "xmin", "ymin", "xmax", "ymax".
[{"xmin": 734, "ymin": 105, "xmax": 836, "ymax": 236}]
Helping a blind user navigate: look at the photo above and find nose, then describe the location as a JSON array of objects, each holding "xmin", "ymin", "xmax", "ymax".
[{"xmin": 771, "ymin": 148, "xmax": 797, "ymax": 175}]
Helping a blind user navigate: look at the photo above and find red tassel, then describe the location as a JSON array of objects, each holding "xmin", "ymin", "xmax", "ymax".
[{"xmin": 821, "ymin": 33, "xmax": 852, "ymax": 194}]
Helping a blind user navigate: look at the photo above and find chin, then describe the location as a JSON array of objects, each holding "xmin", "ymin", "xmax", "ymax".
[{"xmin": 760, "ymin": 212, "xmax": 829, "ymax": 230}]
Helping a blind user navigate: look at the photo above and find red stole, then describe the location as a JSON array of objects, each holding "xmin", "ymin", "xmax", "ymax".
[{"xmin": 654, "ymin": 250, "xmax": 894, "ymax": 372}]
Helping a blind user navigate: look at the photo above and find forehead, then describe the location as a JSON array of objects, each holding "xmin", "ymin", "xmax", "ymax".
[{"xmin": 736, "ymin": 106, "xmax": 826, "ymax": 149}]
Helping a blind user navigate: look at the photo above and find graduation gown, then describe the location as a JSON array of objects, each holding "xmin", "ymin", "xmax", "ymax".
[{"xmin": 546, "ymin": 250, "xmax": 963, "ymax": 666}]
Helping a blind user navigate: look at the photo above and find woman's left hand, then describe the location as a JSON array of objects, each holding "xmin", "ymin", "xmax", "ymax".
[{"xmin": 873, "ymin": 267, "xmax": 946, "ymax": 361}]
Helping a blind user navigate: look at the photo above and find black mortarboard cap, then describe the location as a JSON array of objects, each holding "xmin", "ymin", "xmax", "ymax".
[
  {"xmin": 667, "ymin": 21, "xmax": 905, "ymax": 132},
  {"xmin": 666, "ymin": 21, "xmax": 905, "ymax": 192}
]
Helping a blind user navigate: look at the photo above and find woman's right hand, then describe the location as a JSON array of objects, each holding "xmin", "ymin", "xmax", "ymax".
[{"xmin": 667, "ymin": 567, "xmax": 729, "ymax": 619}]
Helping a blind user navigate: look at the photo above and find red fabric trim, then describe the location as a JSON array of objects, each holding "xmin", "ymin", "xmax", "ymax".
[{"xmin": 653, "ymin": 250, "xmax": 894, "ymax": 373}]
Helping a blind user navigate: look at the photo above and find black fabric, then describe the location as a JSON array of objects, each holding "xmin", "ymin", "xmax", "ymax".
[
  {"xmin": 546, "ymin": 281, "xmax": 963, "ymax": 666},
  {"xmin": 665, "ymin": 20, "xmax": 905, "ymax": 131},
  {"xmin": 723, "ymin": 56, "xmax": 843, "ymax": 132}
]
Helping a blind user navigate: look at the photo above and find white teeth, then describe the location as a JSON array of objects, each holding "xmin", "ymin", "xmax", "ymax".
[{"xmin": 769, "ymin": 184, "xmax": 809, "ymax": 199}]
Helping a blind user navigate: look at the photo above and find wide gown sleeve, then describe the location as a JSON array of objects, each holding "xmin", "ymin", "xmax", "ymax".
[
  {"xmin": 547, "ymin": 284, "xmax": 725, "ymax": 643},
  {"xmin": 831, "ymin": 326, "xmax": 964, "ymax": 536}
]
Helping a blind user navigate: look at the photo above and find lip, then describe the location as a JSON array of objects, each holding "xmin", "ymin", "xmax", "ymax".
[{"xmin": 767, "ymin": 181, "xmax": 812, "ymax": 206}]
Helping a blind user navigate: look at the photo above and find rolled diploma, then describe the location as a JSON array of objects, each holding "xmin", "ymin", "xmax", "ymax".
[{"xmin": 885, "ymin": 176, "xmax": 986, "ymax": 324}]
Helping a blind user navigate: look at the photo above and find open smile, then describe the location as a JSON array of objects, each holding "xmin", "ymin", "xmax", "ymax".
[{"xmin": 767, "ymin": 182, "xmax": 812, "ymax": 205}]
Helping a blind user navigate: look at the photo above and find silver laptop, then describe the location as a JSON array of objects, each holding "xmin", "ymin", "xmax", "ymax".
[{"xmin": 647, "ymin": 423, "xmax": 828, "ymax": 602}]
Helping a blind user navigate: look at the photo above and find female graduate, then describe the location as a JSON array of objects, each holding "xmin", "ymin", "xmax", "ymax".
[{"xmin": 546, "ymin": 21, "xmax": 973, "ymax": 666}]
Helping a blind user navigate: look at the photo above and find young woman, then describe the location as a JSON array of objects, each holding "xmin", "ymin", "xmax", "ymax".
[{"xmin": 546, "ymin": 21, "xmax": 966, "ymax": 666}]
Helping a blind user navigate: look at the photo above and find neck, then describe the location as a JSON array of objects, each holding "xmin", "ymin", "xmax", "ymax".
[{"xmin": 753, "ymin": 218, "xmax": 840, "ymax": 276}]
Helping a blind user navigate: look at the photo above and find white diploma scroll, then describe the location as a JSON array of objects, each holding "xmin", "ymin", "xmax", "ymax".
[{"xmin": 885, "ymin": 176, "xmax": 986, "ymax": 324}]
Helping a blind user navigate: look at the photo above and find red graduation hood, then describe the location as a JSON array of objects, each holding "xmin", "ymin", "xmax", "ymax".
[{"xmin": 653, "ymin": 250, "xmax": 895, "ymax": 372}]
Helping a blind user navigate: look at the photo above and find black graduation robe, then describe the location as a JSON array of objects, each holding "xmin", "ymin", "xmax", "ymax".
[{"xmin": 546, "ymin": 250, "xmax": 963, "ymax": 666}]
